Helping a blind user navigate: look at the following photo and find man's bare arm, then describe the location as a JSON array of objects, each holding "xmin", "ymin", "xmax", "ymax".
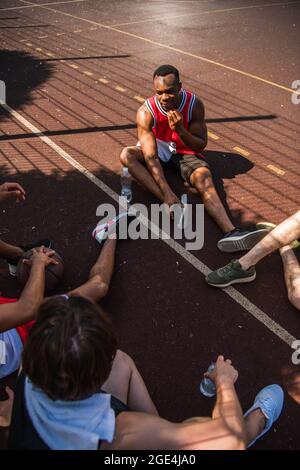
[
  {"xmin": 168, "ymin": 98, "xmax": 207, "ymax": 153},
  {"xmin": 0, "ymin": 248, "xmax": 57, "ymax": 332},
  {"xmin": 137, "ymin": 105, "xmax": 178, "ymax": 205}
]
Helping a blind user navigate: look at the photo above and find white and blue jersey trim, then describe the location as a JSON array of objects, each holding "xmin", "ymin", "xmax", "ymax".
[
  {"xmin": 188, "ymin": 93, "xmax": 196, "ymax": 122},
  {"xmin": 145, "ymin": 99, "xmax": 156, "ymax": 126}
]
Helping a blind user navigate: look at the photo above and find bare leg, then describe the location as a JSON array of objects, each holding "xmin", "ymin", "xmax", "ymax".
[
  {"xmin": 68, "ymin": 238, "xmax": 117, "ymax": 302},
  {"xmin": 280, "ymin": 246, "xmax": 300, "ymax": 310},
  {"xmin": 239, "ymin": 210, "xmax": 300, "ymax": 270},
  {"xmin": 244, "ymin": 409, "xmax": 266, "ymax": 446},
  {"xmin": 120, "ymin": 146, "xmax": 164, "ymax": 201},
  {"xmin": 102, "ymin": 350, "xmax": 159, "ymax": 416},
  {"xmin": 189, "ymin": 168, "xmax": 234, "ymax": 233},
  {"xmin": 0, "ymin": 239, "xmax": 24, "ymax": 260}
]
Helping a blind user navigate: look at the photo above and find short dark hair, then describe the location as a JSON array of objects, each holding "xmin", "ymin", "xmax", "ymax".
[
  {"xmin": 22, "ymin": 295, "xmax": 118, "ymax": 401},
  {"xmin": 153, "ymin": 64, "xmax": 180, "ymax": 82}
]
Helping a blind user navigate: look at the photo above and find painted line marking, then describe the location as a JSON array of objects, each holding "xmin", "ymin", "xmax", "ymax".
[
  {"xmin": 45, "ymin": 52, "xmax": 54, "ymax": 57},
  {"xmin": 60, "ymin": 59, "xmax": 66, "ymax": 62},
  {"xmin": 233, "ymin": 146, "xmax": 250, "ymax": 157},
  {"xmin": 83, "ymin": 71, "xmax": 93, "ymax": 76},
  {"xmin": 35, "ymin": 47, "xmax": 43, "ymax": 52},
  {"xmin": 38, "ymin": 35, "xmax": 48, "ymax": 38},
  {"xmin": 111, "ymin": 2, "xmax": 300, "ymax": 27},
  {"xmin": 98, "ymin": 78, "xmax": 108, "ymax": 84},
  {"xmin": 0, "ymin": 98, "xmax": 296, "ymax": 348},
  {"xmin": 74, "ymin": 29, "xmax": 82, "ymax": 33},
  {"xmin": 69, "ymin": 63, "xmax": 79, "ymax": 69},
  {"xmin": 115, "ymin": 85, "xmax": 126, "ymax": 92},
  {"xmin": 1, "ymin": 0, "xmax": 87, "ymax": 10},
  {"xmin": 208, "ymin": 131, "xmax": 219, "ymax": 141},
  {"xmin": 267, "ymin": 164, "xmax": 286, "ymax": 176},
  {"xmin": 25, "ymin": 42, "xmax": 32, "ymax": 46},
  {"xmin": 19, "ymin": 39, "xmax": 28, "ymax": 42},
  {"xmin": 26, "ymin": 1, "xmax": 300, "ymax": 96},
  {"xmin": 134, "ymin": 95, "xmax": 145, "ymax": 103}
]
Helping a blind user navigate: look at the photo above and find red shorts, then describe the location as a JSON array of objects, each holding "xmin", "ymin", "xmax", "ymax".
[{"xmin": 0, "ymin": 296, "xmax": 35, "ymax": 344}]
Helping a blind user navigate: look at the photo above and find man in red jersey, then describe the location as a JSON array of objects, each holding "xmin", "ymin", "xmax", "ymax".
[{"xmin": 120, "ymin": 65, "xmax": 267, "ymax": 252}]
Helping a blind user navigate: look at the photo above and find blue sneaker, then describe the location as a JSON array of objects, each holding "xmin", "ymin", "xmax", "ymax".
[
  {"xmin": 244, "ymin": 384, "xmax": 284, "ymax": 448},
  {"xmin": 92, "ymin": 212, "xmax": 135, "ymax": 245}
]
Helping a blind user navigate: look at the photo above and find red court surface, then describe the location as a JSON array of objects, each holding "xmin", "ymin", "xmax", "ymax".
[{"xmin": 0, "ymin": 0, "xmax": 300, "ymax": 450}]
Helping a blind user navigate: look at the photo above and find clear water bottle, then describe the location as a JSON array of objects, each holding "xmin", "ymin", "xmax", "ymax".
[
  {"xmin": 177, "ymin": 193, "xmax": 188, "ymax": 229},
  {"xmin": 120, "ymin": 167, "xmax": 132, "ymax": 203},
  {"xmin": 200, "ymin": 363, "xmax": 216, "ymax": 397}
]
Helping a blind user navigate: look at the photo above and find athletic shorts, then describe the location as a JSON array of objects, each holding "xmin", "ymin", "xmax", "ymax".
[{"xmin": 137, "ymin": 138, "xmax": 209, "ymax": 183}]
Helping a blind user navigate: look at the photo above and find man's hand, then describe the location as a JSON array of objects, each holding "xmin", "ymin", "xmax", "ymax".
[
  {"xmin": 0, "ymin": 386, "xmax": 14, "ymax": 428},
  {"xmin": 23, "ymin": 246, "xmax": 58, "ymax": 268},
  {"xmin": 167, "ymin": 110, "xmax": 184, "ymax": 133},
  {"xmin": 0, "ymin": 182, "xmax": 26, "ymax": 203},
  {"xmin": 205, "ymin": 355, "xmax": 238, "ymax": 387}
]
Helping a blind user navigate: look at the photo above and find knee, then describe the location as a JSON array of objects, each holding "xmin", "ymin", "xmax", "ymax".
[
  {"xmin": 119, "ymin": 147, "xmax": 137, "ymax": 167},
  {"xmin": 288, "ymin": 291, "xmax": 300, "ymax": 311},
  {"xmin": 190, "ymin": 167, "xmax": 213, "ymax": 192}
]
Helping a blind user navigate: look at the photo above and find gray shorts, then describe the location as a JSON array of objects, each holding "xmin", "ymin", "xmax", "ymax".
[{"xmin": 162, "ymin": 152, "xmax": 209, "ymax": 183}]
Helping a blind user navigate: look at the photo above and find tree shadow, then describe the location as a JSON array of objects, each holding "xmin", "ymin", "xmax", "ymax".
[{"xmin": 0, "ymin": 49, "xmax": 54, "ymax": 113}]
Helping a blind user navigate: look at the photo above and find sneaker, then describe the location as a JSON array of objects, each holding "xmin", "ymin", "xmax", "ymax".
[
  {"xmin": 256, "ymin": 221, "xmax": 300, "ymax": 250},
  {"xmin": 217, "ymin": 228, "xmax": 269, "ymax": 252},
  {"xmin": 6, "ymin": 239, "xmax": 52, "ymax": 276},
  {"xmin": 244, "ymin": 384, "xmax": 284, "ymax": 448},
  {"xmin": 205, "ymin": 260, "xmax": 256, "ymax": 288},
  {"xmin": 92, "ymin": 212, "xmax": 136, "ymax": 245}
]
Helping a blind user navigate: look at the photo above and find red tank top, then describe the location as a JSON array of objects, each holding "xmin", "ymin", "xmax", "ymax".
[{"xmin": 145, "ymin": 89, "xmax": 201, "ymax": 155}]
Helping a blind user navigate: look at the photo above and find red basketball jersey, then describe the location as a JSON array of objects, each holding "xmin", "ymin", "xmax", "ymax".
[{"xmin": 145, "ymin": 89, "xmax": 200, "ymax": 155}]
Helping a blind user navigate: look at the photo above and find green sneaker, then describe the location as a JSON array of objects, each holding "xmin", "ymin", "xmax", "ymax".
[
  {"xmin": 206, "ymin": 260, "xmax": 256, "ymax": 288},
  {"xmin": 256, "ymin": 222, "xmax": 300, "ymax": 250}
]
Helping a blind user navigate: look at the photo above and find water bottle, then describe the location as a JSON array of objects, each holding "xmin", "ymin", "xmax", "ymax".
[
  {"xmin": 177, "ymin": 193, "xmax": 188, "ymax": 229},
  {"xmin": 120, "ymin": 167, "xmax": 132, "ymax": 203},
  {"xmin": 200, "ymin": 363, "xmax": 216, "ymax": 397}
]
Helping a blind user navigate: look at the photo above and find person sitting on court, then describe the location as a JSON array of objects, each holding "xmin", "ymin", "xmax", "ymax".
[
  {"xmin": 206, "ymin": 209, "xmax": 300, "ymax": 310},
  {"xmin": 7, "ymin": 295, "xmax": 283, "ymax": 450},
  {"xmin": 120, "ymin": 64, "xmax": 268, "ymax": 253}
]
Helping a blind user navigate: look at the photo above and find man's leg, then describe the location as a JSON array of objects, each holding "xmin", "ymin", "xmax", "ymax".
[
  {"xmin": 120, "ymin": 146, "xmax": 164, "ymax": 201},
  {"xmin": 189, "ymin": 167, "xmax": 234, "ymax": 233},
  {"xmin": 68, "ymin": 237, "xmax": 117, "ymax": 302},
  {"xmin": 239, "ymin": 210, "xmax": 300, "ymax": 270},
  {"xmin": 102, "ymin": 350, "xmax": 159, "ymax": 415},
  {"xmin": 280, "ymin": 246, "xmax": 300, "ymax": 310}
]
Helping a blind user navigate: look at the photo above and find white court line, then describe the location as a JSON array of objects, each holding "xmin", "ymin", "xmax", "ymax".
[
  {"xmin": 0, "ymin": 99, "xmax": 296, "ymax": 348},
  {"xmin": 111, "ymin": 2, "xmax": 300, "ymax": 27},
  {"xmin": 0, "ymin": 0, "xmax": 87, "ymax": 11},
  {"xmin": 16, "ymin": 0, "xmax": 300, "ymax": 96}
]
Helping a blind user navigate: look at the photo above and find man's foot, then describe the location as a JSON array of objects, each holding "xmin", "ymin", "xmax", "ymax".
[
  {"xmin": 217, "ymin": 228, "xmax": 269, "ymax": 252},
  {"xmin": 92, "ymin": 212, "xmax": 136, "ymax": 245},
  {"xmin": 205, "ymin": 260, "xmax": 256, "ymax": 288},
  {"xmin": 6, "ymin": 239, "xmax": 52, "ymax": 276},
  {"xmin": 244, "ymin": 384, "xmax": 284, "ymax": 448},
  {"xmin": 256, "ymin": 221, "xmax": 300, "ymax": 249}
]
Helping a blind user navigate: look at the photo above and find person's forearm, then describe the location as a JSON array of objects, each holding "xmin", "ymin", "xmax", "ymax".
[
  {"xmin": 212, "ymin": 379, "xmax": 246, "ymax": 443},
  {"xmin": 144, "ymin": 154, "xmax": 172, "ymax": 196},
  {"xmin": 19, "ymin": 261, "xmax": 45, "ymax": 312},
  {"xmin": 177, "ymin": 128, "xmax": 207, "ymax": 153}
]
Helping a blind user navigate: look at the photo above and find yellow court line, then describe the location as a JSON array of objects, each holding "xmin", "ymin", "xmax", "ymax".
[
  {"xmin": 233, "ymin": 146, "xmax": 250, "ymax": 157},
  {"xmin": 74, "ymin": 29, "xmax": 82, "ymax": 33},
  {"xmin": 19, "ymin": 39, "xmax": 28, "ymax": 42},
  {"xmin": 115, "ymin": 86, "xmax": 126, "ymax": 92},
  {"xmin": 207, "ymin": 131, "xmax": 219, "ymax": 141},
  {"xmin": 111, "ymin": 2, "xmax": 300, "ymax": 27},
  {"xmin": 25, "ymin": 42, "xmax": 32, "ymax": 46},
  {"xmin": 98, "ymin": 78, "xmax": 109, "ymax": 84},
  {"xmin": 69, "ymin": 63, "xmax": 79, "ymax": 69},
  {"xmin": 83, "ymin": 71, "xmax": 93, "ymax": 76},
  {"xmin": 38, "ymin": 35, "xmax": 48, "ymax": 38},
  {"xmin": 35, "ymin": 47, "xmax": 43, "ymax": 52},
  {"xmin": 45, "ymin": 52, "xmax": 54, "ymax": 57},
  {"xmin": 134, "ymin": 95, "xmax": 145, "ymax": 103},
  {"xmin": 29, "ymin": 1, "xmax": 300, "ymax": 96},
  {"xmin": 56, "ymin": 32, "xmax": 66, "ymax": 36},
  {"xmin": 267, "ymin": 164, "xmax": 285, "ymax": 176}
]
